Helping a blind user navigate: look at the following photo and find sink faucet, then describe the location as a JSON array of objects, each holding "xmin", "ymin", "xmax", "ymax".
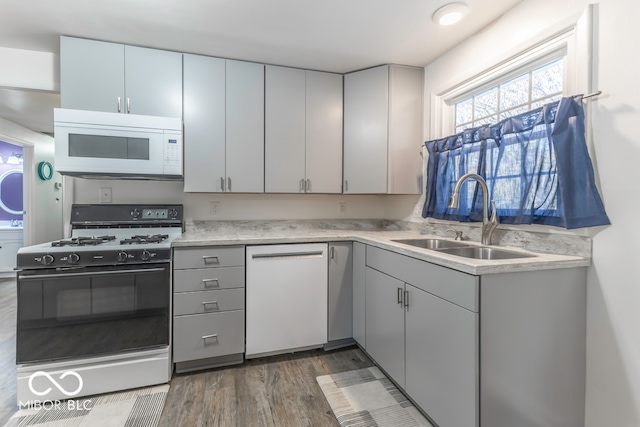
[{"xmin": 448, "ymin": 173, "xmax": 499, "ymax": 245}]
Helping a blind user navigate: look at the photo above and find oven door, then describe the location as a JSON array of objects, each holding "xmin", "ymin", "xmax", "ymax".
[{"xmin": 16, "ymin": 263, "xmax": 170, "ymax": 364}]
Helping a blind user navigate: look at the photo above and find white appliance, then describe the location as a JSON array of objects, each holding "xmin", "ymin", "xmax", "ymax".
[
  {"xmin": 246, "ymin": 243, "xmax": 328, "ymax": 358},
  {"xmin": 15, "ymin": 204, "xmax": 182, "ymax": 405},
  {"xmin": 54, "ymin": 108, "xmax": 182, "ymax": 179}
]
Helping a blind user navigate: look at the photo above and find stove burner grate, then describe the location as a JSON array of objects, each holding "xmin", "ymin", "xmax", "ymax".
[
  {"xmin": 51, "ymin": 235, "xmax": 116, "ymax": 247},
  {"xmin": 120, "ymin": 234, "xmax": 169, "ymax": 245}
]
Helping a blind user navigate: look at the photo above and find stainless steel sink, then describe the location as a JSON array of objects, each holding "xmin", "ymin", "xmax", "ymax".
[
  {"xmin": 436, "ymin": 246, "xmax": 536, "ymax": 260},
  {"xmin": 392, "ymin": 238, "xmax": 471, "ymax": 250}
]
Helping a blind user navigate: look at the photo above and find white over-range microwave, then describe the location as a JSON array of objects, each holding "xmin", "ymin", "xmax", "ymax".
[{"xmin": 54, "ymin": 108, "xmax": 183, "ymax": 180}]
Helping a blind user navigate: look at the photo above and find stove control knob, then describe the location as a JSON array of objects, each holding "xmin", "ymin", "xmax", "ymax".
[
  {"xmin": 169, "ymin": 208, "xmax": 178, "ymax": 219},
  {"xmin": 131, "ymin": 209, "xmax": 140, "ymax": 219},
  {"xmin": 117, "ymin": 251, "xmax": 128, "ymax": 262},
  {"xmin": 41, "ymin": 254, "xmax": 54, "ymax": 266},
  {"xmin": 141, "ymin": 250, "xmax": 152, "ymax": 261},
  {"xmin": 67, "ymin": 253, "xmax": 80, "ymax": 264}
]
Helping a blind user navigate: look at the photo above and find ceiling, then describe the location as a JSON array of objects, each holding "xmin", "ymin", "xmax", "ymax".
[{"xmin": 0, "ymin": 0, "xmax": 523, "ymax": 134}]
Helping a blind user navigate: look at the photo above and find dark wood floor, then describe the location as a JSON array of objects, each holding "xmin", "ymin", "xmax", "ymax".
[
  {"xmin": 0, "ymin": 279, "xmax": 373, "ymax": 426},
  {"xmin": 159, "ymin": 347, "xmax": 374, "ymax": 427},
  {"xmin": 0, "ymin": 279, "xmax": 17, "ymax": 426}
]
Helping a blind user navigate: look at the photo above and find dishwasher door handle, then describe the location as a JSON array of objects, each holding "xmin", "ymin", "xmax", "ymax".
[{"xmin": 251, "ymin": 251, "xmax": 324, "ymax": 260}]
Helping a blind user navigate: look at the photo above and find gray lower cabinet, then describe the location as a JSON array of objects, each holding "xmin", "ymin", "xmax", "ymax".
[
  {"xmin": 363, "ymin": 245, "xmax": 586, "ymax": 427},
  {"xmin": 365, "ymin": 267, "xmax": 406, "ymax": 388},
  {"xmin": 327, "ymin": 242, "xmax": 354, "ymax": 347},
  {"xmin": 172, "ymin": 246, "xmax": 245, "ymax": 373},
  {"xmin": 352, "ymin": 242, "xmax": 366, "ymax": 347}
]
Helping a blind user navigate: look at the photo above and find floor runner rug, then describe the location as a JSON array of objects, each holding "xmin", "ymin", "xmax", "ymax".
[
  {"xmin": 3, "ymin": 384, "xmax": 169, "ymax": 427},
  {"xmin": 317, "ymin": 367, "xmax": 433, "ymax": 427}
]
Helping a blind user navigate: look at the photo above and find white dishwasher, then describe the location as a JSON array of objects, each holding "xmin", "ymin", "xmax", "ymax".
[{"xmin": 246, "ymin": 243, "xmax": 328, "ymax": 358}]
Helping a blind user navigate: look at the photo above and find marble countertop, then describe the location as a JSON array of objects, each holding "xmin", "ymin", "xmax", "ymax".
[{"xmin": 174, "ymin": 222, "xmax": 590, "ymax": 275}]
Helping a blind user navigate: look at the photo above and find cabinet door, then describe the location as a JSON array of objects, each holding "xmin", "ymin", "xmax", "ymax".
[
  {"xmin": 226, "ymin": 60, "xmax": 265, "ymax": 193},
  {"xmin": 352, "ymin": 242, "xmax": 366, "ymax": 347},
  {"xmin": 0, "ymin": 238, "xmax": 22, "ymax": 273},
  {"xmin": 265, "ymin": 66, "xmax": 306, "ymax": 193},
  {"xmin": 124, "ymin": 45, "xmax": 183, "ymax": 117},
  {"xmin": 405, "ymin": 283, "xmax": 479, "ymax": 427},
  {"xmin": 183, "ymin": 54, "xmax": 226, "ymax": 192},
  {"xmin": 305, "ymin": 71, "xmax": 343, "ymax": 193},
  {"xmin": 343, "ymin": 65, "xmax": 389, "ymax": 194},
  {"xmin": 60, "ymin": 36, "xmax": 124, "ymax": 113},
  {"xmin": 365, "ymin": 267, "xmax": 405, "ymax": 388},
  {"xmin": 388, "ymin": 65, "xmax": 424, "ymax": 195},
  {"xmin": 328, "ymin": 242, "xmax": 353, "ymax": 341}
]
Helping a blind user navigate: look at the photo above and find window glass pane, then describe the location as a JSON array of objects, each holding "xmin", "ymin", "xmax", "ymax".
[
  {"xmin": 500, "ymin": 105, "xmax": 529, "ymax": 121},
  {"xmin": 500, "ymin": 74, "xmax": 529, "ymax": 110},
  {"xmin": 475, "ymin": 116, "xmax": 497, "ymax": 126},
  {"xmin": 474, "ymin": 89, "xmax": 498, "ymax": 119},
  {"xmin": 531, "ymin": 94, "xmax": 562, "ymax": 110},
  {"xmin": 456, "ymin": 98, "xmax": 473, "ymax": 125},
  {"xmin": 531, "ymin": 59, "xmax": 563, "ymax": 100}
]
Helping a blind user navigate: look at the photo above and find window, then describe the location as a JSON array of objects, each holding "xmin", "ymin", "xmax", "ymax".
[{"xmin": 454, "ymin": 58, "xmax": 564, "ymax": 133}]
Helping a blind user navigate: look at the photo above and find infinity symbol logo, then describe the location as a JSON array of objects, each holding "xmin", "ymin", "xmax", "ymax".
[{"xmin": 28, "ymin": 371, "xmax": 83, "ymax": 397}]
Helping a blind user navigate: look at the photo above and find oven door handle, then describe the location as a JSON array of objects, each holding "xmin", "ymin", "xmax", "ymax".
[{"xmin": 18, "ymin": 267, "xmax": 166, "ymax": 280}]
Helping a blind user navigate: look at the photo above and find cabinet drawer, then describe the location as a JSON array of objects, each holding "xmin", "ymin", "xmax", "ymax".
[
  {"xmin": 174, "ymin": 289, "xmax": 245, "ymax": 315},
  {"xmin": 173, "ymin": 246, "xmax": 245, "ymax": 269},
  {"xmin": 367, "ymin": 246, "xmax": 478, "ymax": 312},
  {"xmin": 173, "ymin": 310, "xmax": 245, "ymax": 362},
  {"xmin": 173, "ymin": 267, "xmax": 244, "ymax": 292}
]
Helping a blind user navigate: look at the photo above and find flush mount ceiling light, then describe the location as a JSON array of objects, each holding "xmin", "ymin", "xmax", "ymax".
[{"xmin": 432, "ymin": 2, "xmax": 469, "ymax": 26}]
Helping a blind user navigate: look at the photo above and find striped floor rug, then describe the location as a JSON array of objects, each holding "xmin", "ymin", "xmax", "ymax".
[
  {"xmin": 317, "ymin": 367, "xmax": 433, "ymax": 427},
  {"xmin": 3, "ymin": 384, "xmax": 169, "ymax": 427}
]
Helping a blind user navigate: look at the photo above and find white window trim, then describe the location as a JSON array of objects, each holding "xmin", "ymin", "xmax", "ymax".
[{"xmin": 428, "ymin": 6, "xmax": 595, "ymax": 140}]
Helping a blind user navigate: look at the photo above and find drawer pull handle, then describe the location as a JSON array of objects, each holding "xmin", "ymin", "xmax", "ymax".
[
  {"xmin": 202, "ymin": 301, "xmax": 218, "ymax": 306},
  {"xmin": 201, "ymin": 334, "xmax": 218, "ymax": 340},
  {"xmin": 202, "ymin": 256, "xmax": 219, "ymax": 263},
  {"xmin": 202, "ymin": 279, "xmax": 220, "ymax": 288}
]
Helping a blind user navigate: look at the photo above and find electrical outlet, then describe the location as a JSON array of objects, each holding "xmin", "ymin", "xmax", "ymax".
[
  {"xmin": 210, "ymin": 201, "xmax": 221, "ymax": 216},
  {"xmin": 99, "ymin": 187, "xmax": 112, "ymax": 203},
  {"xmin": 339, "ymin": 202, "xmax": 347, "ymax": 215}
]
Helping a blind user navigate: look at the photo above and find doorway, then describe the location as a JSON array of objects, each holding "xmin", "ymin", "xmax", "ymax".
[{"xmin": 0, "ymin": 140, "xmax": 23, "ymax": 277}]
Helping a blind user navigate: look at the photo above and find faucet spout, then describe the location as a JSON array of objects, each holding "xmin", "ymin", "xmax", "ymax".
[{"xmin": 448, "ymin": 173, "xmax": 500, "ymax": 245}]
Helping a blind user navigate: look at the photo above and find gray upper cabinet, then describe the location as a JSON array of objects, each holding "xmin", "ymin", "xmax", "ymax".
[
  {"xmin": 265, "ymin": 66, "xmax": 306, "ymax": 193},
  {"xmin": 265, "ymin": 66, "xmax": 343, "ymax": 193},
  {"xmin": 343, "ymin": 64, "xmax": 423, "ymax": 194},
  {"xmin": 60, "ymin": 36, "xmax": 182, "ymax": 118},
  {"xmin": 183, "ymin": 56, "xmax": 264, "ymax": 193},
  {"xmin": 305, "ymin": 71, "xmax": 343, "ymax": 193}
]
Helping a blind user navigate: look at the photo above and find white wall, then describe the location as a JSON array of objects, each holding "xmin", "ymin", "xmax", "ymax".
[{"xmin": 410, "ymin": 0, "xmax": 640, "ymax": 425}]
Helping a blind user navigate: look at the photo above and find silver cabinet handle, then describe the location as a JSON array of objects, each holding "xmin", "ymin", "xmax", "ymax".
[
  {"xmin": 345, "ymin": 180, "xmax": 349, "ymax": 192},
  {"xmin": 220, "ymin": 177, "xmax": 225, "ymax": 192},
  {"xmin": 404, "ymin": 290, "xmax": 409, "ymax": 308},
  {"xmin": 126, "ymin": 97, "xmax": 131, "ymax": 113},
  {"xmin": 397, "ymin": 287, "xmax": 403, "ymax": 305},
  {"xmin": 202, "ymin": 256, "xmax": 219, "ymax": 263},
  {"xmin": 227, "ymin": 177, "xmax": 232, "ymax": 192},
  {"xmin": 202, "ymin": 301, "xmax": 218, "ymax": 306},
  {"xmin": 201, "ymin": 334, "xmax": 218, "ymax": 340},
  {"xmin": 306, "ymin": 179, "xmax": 311, "ymax": 192},
  {"xmin": 330, "ymin": 246, "xmax": 335, "ymax": 260},
  {"xmin": 117, "ymin": 97, "xmax": 121, "ymax": 112},
  {"xmin": 202, "ymin": 278, "xmax": 219, "ymax": 288},
  {"xmin": 299, "ymin": 179, "xmax": 305, "ymax": 192}
]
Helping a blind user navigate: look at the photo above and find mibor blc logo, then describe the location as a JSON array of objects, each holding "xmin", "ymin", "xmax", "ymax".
[{"xmin": 28, "ymin": 371, "xmax": 83, "ymax": 397}]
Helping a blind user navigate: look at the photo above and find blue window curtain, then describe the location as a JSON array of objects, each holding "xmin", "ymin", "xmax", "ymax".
[{"xmin": 422, "ymin": 95, "xmax": 610, "ymax": 229}]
